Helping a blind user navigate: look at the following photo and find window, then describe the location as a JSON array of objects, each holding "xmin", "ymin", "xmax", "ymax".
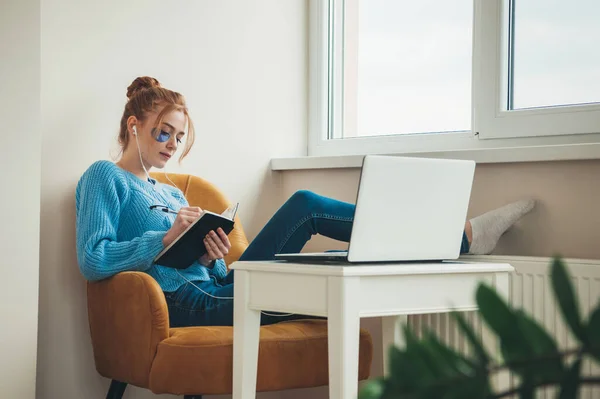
[
  {"xmin": 308, "ymin": 0, "xmax": 600, "ymax": 158},
  {"xmin": 511, "ymin": 0, "xmax": 600, "ymax": 110},
  {"xmin": 339, "ymin": 0, "xmax": 473, "ymax": 138}
]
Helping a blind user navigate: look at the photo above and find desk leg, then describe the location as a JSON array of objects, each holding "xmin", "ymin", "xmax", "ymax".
[
  {"xmin": 381, "ymin": 315, "xmax": 407, "ymax": 376},
  {"xmin": 233, "ymin": 270, "xmax": 261, "ymax": 399},
  {"xmin": 327, "ymin": 276, "xmax": 360, "ymax": 399}
]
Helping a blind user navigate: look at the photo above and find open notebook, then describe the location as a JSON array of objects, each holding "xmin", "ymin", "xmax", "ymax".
[{"xmin": 154, "ymin": 203, "xmax": 239, "ymax": 269}]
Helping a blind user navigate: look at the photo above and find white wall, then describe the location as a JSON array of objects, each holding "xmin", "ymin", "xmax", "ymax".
[
  {"xmin": 38, "ymin": 1, "xmax": 306, "ymax": 398},
  {"xmin": 0, "ymin": 0, "xmax": 41, "ymax": 397}
]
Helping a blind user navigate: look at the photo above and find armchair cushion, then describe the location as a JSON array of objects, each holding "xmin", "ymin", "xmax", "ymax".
[{"xmin": 149, "ymin": 320, "xmax": 373, "ymax": 395}]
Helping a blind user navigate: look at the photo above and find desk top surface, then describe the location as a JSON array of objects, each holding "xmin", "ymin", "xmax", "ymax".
[{"xmin": 229, "ymin": 260, "xmax": 514, "ymax": 277}]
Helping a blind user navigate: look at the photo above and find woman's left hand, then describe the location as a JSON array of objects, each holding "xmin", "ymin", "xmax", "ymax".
[{"xmin": 199, "ymin": 228, "xmax": 231, "ymax": 267}]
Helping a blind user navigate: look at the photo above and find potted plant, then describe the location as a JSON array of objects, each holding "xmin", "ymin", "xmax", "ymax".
[{"xmin": 359, "ymin": 257, "xmax": 600, "ymax": 399}]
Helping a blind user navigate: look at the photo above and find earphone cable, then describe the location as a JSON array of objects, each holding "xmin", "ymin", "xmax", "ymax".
[{"xmin": 174, "ymin": 269, "xmax": 295, "ymax": 317}]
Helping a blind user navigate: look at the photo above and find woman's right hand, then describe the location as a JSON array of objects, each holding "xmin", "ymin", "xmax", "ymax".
[{"xmin": 162, "ymin": 206, "xmax": 203, "ymax": 247}]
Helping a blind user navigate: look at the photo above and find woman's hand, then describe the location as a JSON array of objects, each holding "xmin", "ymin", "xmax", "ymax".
[
  {"xmin": 162, "ymin": 206, "xmax": 203, "ymax": 248},
  {"xmin": 199, "ymin": 228, "xmax": 231, "ymax": 267}
]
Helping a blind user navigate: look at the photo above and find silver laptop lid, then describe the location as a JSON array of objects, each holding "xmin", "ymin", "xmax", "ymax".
[{"xmin": 347, "ymin": 155, "xmax": 475, "ymax": 262}]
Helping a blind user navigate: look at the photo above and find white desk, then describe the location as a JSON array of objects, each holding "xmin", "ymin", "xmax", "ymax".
[{"xmin": 230, "ymin": 260, "xmax": 513, "ymax": 399}]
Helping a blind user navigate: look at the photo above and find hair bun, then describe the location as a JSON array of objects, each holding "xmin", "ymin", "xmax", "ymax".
[{"xmin": 126, "ymin": 76, "xmax": 161, "ymax": 99}]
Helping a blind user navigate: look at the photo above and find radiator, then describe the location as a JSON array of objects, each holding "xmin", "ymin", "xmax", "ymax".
[{"xmin": 408, "ymin": 255, "xmax": 600, "ymax": 398}]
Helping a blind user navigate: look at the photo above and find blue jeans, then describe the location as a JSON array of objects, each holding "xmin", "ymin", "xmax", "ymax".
[{"xmin": 166, "ymin": 190, "xmax": 470, "ymax": 327}]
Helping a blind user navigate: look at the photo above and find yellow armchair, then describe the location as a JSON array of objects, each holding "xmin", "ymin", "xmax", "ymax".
[{"xmin": 86, "ymin": 172, "xmax": 373, "ymax": 398}]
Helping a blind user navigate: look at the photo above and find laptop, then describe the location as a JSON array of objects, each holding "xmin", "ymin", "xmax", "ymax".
[{"xmin": 274, "ymin": 155, "xmax": 475, "ymax": 264}]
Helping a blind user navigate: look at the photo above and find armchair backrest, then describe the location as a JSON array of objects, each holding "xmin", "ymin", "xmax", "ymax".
[{"xmin": 150, "ymin": 172, "xmax": 249, "ymax": 265}]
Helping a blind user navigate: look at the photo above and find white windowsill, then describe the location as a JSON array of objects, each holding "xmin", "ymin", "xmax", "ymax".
[{"xmin": 270, "ymin": 142, "xmax": 600, "ymax": 171}]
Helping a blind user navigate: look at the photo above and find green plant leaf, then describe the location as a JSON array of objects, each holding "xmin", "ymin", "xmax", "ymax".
[
  {"xmin": 419, "ymin": 338, "xmax": 459, "ymax": 379},
  {"xmin": 421, "ymin": 329, "xmax": 476, "ymax": 377},
  {"xmin": 514, "ymin": 310, "xmax": 558, "ymax": 355},
  {"xmin": 476, "ymin": 284, "xmax": 519, "ymax": 341},
  {"xmin": 396, "ymin": 327, "xmax": 491, "ymax": 399},
  {"xmin": 551, "ymin": 257, "xmax": 587, "ymax": 343},
  {"xmin": 559, "ymin": 358, "xmax": 581, "ymax": 399},
  {"xmin": 386, "ymin": 334, "xmax": 446, "ymax": 396},
  {"xmin": 514, "ymin": 310, "xmax": 563, "ymax": 381},
  {"xmin": 387, "ymin": 345, "xmax": 418, "ymax": 393},
  {"xmin": 358, "ymin": 378, "xmax": 385, "ymax": 399},
  {"xmin": 438, "ymin": 370, "xmax": 492, "ymax": 399},
  {"xmin": 518, "ymin": 380, "xmax": 534, "ymax": 399},
  {"xmin": 587, "ymin": 306, "xmax": 600, "ymax": 363},
  {"xmin": 385, "ymin": 321, "xmax": 497, "ymax": 399},
  {"xmin": 396, "ymin": 326, "xmax": 482, "ymax": 398},
  {"xmin": 385, "ymin": 345, "xmax": 436, "ymax": 397},
  {"xmin": 452, "ymin": 311, "xmax": 490, "ymax": 367},
  {"xmin": 476, "ymin": 284, "xmax": 533, "ymax": 372},
  {"xmin": 499, "ymin": 344, "xmax": 530, "ymax": 377},
  {"xmin": 409, "ymin": 367, "xmax": 489, "ymax": 399},
  {"xmin": 402, "ymin": 326, "xmax": 444, "ymax": 384}
]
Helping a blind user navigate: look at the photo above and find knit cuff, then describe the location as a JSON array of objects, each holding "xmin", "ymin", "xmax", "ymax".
[
  {"xmin": 131, "ymin": 230, "xmax": 168, "ymax": 273},
  {"xmin": 145, "ymin": 231, "xmax": 167, "ymax": 266},
  {"xmin": 209, "ymin": 258, "xmax": 228, "ymax": 281}
]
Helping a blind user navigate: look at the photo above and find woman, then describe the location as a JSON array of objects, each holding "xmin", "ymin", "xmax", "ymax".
[{"xmin": 75, "ymin": 76, "xmax": 535, "ymax": 327}]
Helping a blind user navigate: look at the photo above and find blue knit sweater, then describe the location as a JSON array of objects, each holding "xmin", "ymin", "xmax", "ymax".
[{"xmin": 75, "ymin": 160, "xmax": 228, "ymax": 292}]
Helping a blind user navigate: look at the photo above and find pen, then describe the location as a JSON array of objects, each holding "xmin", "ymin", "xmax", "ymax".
[{"xmin": 149, "ymin": 205, "xmax": 178, "ymax": 215}]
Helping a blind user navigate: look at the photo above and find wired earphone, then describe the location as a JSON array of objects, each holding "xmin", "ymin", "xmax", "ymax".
[
  {"xmin": 132, "ymin": 125, "xmax": 293, "ymax": 317},
  {"xmin": 132, "ymin": 124, "xmax": 181, "ymax": 190}
]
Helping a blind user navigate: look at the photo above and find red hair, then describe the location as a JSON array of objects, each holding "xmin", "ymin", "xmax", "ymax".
[{"xmin": 118, "ymin": 76, "xmax": 195, "ymax": 162}]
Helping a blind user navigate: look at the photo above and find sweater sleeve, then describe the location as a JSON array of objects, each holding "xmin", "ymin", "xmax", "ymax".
[
  {"xmin": 75, "ymin": 161, "xmax": 166, "ymax": 281},
  {"xmin": 208, "ymin": 258, "xmax": 228, "ymax": 281}
]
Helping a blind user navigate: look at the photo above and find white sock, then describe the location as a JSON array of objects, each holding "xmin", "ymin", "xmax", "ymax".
[{"xmin": 468, "ymin": 199, "xmax": 535, "ymax": 255}]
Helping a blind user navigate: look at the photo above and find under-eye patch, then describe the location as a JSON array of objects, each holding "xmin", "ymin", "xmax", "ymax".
[{"xmin": 152, "ymin": 128, "xmax": 182, "ymax": 144}]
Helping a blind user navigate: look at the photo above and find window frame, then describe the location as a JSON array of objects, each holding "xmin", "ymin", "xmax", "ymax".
[
  {"xmin": 474, "ymin": 0, "xmax": 600, "ymax": 140},
  {"xmin": 307, "ymin": 0, "xmax": 600, "ymax": 159}
]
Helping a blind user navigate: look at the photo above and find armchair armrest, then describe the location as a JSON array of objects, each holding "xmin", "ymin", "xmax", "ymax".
[{"xmin": 87, "ymin": 271, "xmax": 169, "ymax": 388}]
